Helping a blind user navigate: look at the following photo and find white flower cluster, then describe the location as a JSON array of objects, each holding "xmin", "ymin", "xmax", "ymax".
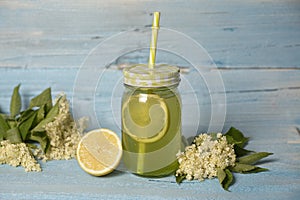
[
  {"xmin": 37, "ymin": 94, "xmax": 87, "ymax": 161},
  {"xmin": 0, "ymin": 140, "xmax": 41, "ymax": 172},
  {"xmin": 176, "ymin": 133, "xmax": 236, "ymax": 181}
]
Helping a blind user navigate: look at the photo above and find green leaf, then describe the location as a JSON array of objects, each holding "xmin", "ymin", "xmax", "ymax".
[
  {"xmin": 7, "ymin": 119, "xmax": 17, "ymax": 128},
  {"xmin": 217, "ymin": 168, "xmax": 226, "ymax": 182},
  {"xmin": 19, "ymin": 111, "xmax": 37, "ymax": 140},
  {"xmin": 31, "ymin": 97, "xmax": 60, "ymax": 133},
  {"xmin": 0, "ymin": 113, "xmax": 7, "ymax": 118},
  {"xmin": 229, "ymin": 163, "xmax": 256, "ymax": 173},
  {"xmin": 224, "ymin": 127, "xmax": 249, "ymax": 148},
  {"xmin": 217, "ymin": 168, "xmax": 234, "ymax": 191},
  {"xmin": 238, "ymin": 152, "xmax": 273, "ymax": 165},
  {"xmin": 27, "ymin": 131, "xmax": 50, "ymax": 153},
  {"xmin": 176, "ymin": 175, "xmax": 186, "ymax": 184},
  {"xmin": 5, "ymin": 127, "xmax": 22, "ymax": 143},
  {"xmin": 0, "ymin": 114, "xmax": 10, "ymax": 141},
  {"xmin": 234, "ymin": 145, "xmax": 253, "ymax": 157},
  {"xmin": 245, "ymin": 167, "xmax": 269, "ymax": 173},
  {"xmin": 18, "ymin": 109, "xmax": 34, "ymax": 122},
  {"xmin": 33, "ymin": 104, "xmax": 46, "ymax": 127},
  {"xmin": 29, "ymin": 88, "xmax": 52, "ymax": 113},
  {"xmin": 10, "ymin": 84, "xmax": 22, "ymax": 118},
  {"xmin": 229, "ymin": 163, "xmax": 268, "ymax": 174},
  {"xmin": 20, "ymin": 106, "xmax": 46, "ymax": 128}
]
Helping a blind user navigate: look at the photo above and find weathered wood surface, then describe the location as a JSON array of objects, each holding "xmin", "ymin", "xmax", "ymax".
[{"xmin": 0, "ymin": 0, "xmax": 300, "ymax": 199}]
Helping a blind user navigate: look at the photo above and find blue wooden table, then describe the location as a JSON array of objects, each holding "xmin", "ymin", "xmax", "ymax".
[{"xmin": 1, "ymin": 0, "xmax": 300, "ymax": 199}]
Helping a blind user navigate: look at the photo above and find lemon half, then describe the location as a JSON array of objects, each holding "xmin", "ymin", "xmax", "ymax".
[
  {"xmin": 76, "ymin": 128, "xmax": 122, "ymax": 176},
  {"xmin": 122, "ymin": 94, "xmax": 169, "ymax": 143}
]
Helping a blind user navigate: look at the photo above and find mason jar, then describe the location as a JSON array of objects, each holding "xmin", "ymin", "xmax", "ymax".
[{"xmin": 121, "ymin": 64, "xmax": 181, "ymax": 177}]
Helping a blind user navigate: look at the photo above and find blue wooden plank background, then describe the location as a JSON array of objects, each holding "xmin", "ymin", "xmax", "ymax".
[{"xmin": 0, "ymin": 0, "xmax": 300, "ymax": 199}]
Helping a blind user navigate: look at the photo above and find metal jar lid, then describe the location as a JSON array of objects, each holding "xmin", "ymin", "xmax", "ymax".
[{"xmin": 123, "ymin": 64, "xmax": 180, "ymax": 87}]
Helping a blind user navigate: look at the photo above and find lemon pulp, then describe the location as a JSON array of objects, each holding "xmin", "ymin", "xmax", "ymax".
[
  {"xmin": 122, "ymin": 94, "xmax": 168, "ymax": 143},
  {"xmin": 76, "ymin": 128, "xmax": 122, "ymax": 176}
]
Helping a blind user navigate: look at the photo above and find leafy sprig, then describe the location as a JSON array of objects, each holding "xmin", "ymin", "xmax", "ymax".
[
  {"xmin": 176, "ymin": 127, "xmax": 273, "ymax": 191},
  {"xmin": 219, "ymin": 127, "xmax": 273, "ymax": 190},
  {"xmin": 0, "ymin": 84, "xmax": 60, "ymax": 153}
]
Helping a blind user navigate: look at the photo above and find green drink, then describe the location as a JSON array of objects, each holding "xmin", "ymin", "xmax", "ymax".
[{"xmin": 121, "ymin": 64, "xmax": 181, "ymax": 177}]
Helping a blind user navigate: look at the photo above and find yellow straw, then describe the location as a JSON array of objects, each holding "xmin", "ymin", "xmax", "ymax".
[{"xmin": 148, "ymin": 12, "xmax": 160, "ymax": 69}]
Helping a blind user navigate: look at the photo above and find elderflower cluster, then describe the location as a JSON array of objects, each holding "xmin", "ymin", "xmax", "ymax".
[
  {"xmin": 0, "ymin": 140, "xmax": 41, "ymax": 172},
  {"xmin": 36, "ymin": 94, "xmax": 87, "ymax": 161},
  {"xmin": 176, "ymin": 133, "xmax": 236, "ymax": 181}
]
